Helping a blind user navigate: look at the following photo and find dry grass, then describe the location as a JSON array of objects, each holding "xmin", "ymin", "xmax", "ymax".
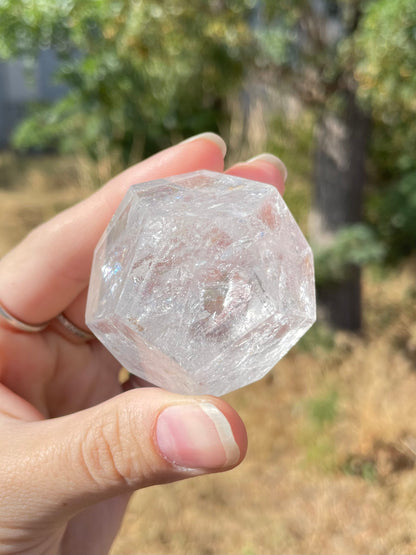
[
  {"xmin": 0, "ymin": 151, "xmax": 99, "ymax": 254},
  {"xmin": 1, "ymin": 153, "xmax": 416, "ymax": 554},
  {"xmin": 112, "ymin": 262, "xmax": 416, "ymax": 555}
]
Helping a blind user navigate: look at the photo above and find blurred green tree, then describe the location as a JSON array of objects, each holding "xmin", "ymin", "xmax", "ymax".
[
  {"xmin": 353, "ymin": 0, "xmax": 416, "ymax": 264},
  {"xmin": 259, "ymin": 0, "xmax": 415, "ymax": 330},
  {"xmin": 0, "ymin": 0, "xmax": 254, "ymax": 166}
]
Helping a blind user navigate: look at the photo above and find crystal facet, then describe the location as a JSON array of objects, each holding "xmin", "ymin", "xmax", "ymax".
[{"xmin": 86, "ymin": 170, "xmax": 316, "ymax": 396}]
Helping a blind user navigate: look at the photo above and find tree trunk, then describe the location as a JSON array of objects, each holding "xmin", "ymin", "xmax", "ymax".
[{"xmin": 309, "ymin": 89, "xmax": 371, "ymax": 331}]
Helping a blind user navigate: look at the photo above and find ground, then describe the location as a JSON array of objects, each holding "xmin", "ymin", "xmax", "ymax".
[{"xmin": 2, "ymin": 152, "xmax": 416, "ymax": 555}]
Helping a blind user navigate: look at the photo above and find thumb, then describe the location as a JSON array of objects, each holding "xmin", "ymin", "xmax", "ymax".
[{"xmin": 5, "ymin": 388, "xmax": 246, "ymax": 523}]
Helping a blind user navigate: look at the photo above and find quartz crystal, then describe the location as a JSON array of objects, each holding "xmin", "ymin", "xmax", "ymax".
[{"xmin": 86, "ymin": 170, "xmax": 316, "ymax": 396}]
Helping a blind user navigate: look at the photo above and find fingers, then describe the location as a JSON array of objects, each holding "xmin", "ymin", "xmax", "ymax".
[
  {"xmin": 1, "ymin": 389, "xmax": 247, "ymax": 525},
  {"xmin": 0, "ymin": 133, "xmax": 226, "ymax": 325},
  {"xmin": 0, "ymin": 383, "xmax": 44, "ymax": 422}
]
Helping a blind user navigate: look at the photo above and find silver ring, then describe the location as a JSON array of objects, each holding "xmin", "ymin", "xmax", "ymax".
[
  {"xmin": 0, "ymin": 302, "xmax": 95, "ymax": 341},
  {"xmin": 0, "ymin": 303, "xmax": 50, "ymax": 332},
  {"xmin": 56, "ymin": 313, "xmax": 95, "ymax": 341}
]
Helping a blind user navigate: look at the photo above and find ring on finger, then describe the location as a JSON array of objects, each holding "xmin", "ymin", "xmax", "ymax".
[
  {"xmin": 0, "ymin": 301, "xmax": 95, "ymax": 341},
  {"xmin": 56, "ymin": 313, "xmax": 95, "ymax": 341},
  {"xmin": 0, "ymin": 302, "xmax": 50, "ymax": 332}
]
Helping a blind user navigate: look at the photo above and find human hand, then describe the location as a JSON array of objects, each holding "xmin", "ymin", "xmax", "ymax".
[{"xmin": 0, "ymin": 134, "xmax": 286, "ymax": 555}]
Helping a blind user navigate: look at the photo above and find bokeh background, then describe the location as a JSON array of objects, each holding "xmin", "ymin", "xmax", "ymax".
[{"xmin": 1, "ymin": 1, "xmax": 416, "ymax": 553}]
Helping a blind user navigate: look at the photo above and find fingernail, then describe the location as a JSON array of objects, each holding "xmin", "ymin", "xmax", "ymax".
[
  {"xmin": 180, "ymin": 132, "xmax": 227, "ymax": 158},
  {"xmin": 246, "ymin": 153, "xmax": 288, "ymax": 182},
  {"xmin": 156, "ymin": 402, "xmax": 240, "ymax": 471}
]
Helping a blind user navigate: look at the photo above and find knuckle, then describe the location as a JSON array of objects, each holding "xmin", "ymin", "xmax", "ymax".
[{"xmin": 78, "ymin": 403, "xmax": 146, "ymax": 489}]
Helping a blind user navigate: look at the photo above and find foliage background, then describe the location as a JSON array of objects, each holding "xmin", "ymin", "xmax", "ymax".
[
  {"xmin": 1, "ymin": 0, "xmax": 415, "ymax": 264},
  {"xmin": 0, "ymin": 0, "xmax": 254, "ymax": 164}
]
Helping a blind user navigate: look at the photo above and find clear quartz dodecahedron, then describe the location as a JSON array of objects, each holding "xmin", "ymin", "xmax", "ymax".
[{"xmin": 86, "ymin": 170, "xmax": 316, "ymax": 396}]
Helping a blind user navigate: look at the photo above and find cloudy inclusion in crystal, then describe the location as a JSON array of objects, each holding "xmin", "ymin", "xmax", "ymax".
[{"xmin": 86, "ymin": 170, "xmax": 316, "ymax": 396}]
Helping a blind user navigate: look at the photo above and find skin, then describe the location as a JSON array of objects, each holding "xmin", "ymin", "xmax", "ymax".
[{"xmin": 0, "ymin": 135, "xmax": 286, "ymax": 555}]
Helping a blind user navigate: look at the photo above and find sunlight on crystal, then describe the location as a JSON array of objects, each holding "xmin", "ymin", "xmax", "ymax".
[{"xmin": 86, "ymin": 170, "xmax": 316, "ymax": 395}]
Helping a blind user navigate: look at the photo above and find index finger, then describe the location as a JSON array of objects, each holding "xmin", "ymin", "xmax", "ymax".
[{"xmin": 0, "ymin": 134, "xmax": 226, "ymax": 326}]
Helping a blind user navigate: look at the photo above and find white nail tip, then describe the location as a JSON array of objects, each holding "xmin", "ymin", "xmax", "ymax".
[
  {"xmin": 199, "ymin": 403, "xmax": 240, "ymax": 466},
  {"xmin": 180, "ymin": 132, "xmax": 227, "ymax": 158}
]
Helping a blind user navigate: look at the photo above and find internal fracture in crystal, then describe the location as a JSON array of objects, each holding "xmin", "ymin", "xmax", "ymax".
[{"xmin": 86, "ymin": 170, "xmax": 316, "ymax": 395}]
